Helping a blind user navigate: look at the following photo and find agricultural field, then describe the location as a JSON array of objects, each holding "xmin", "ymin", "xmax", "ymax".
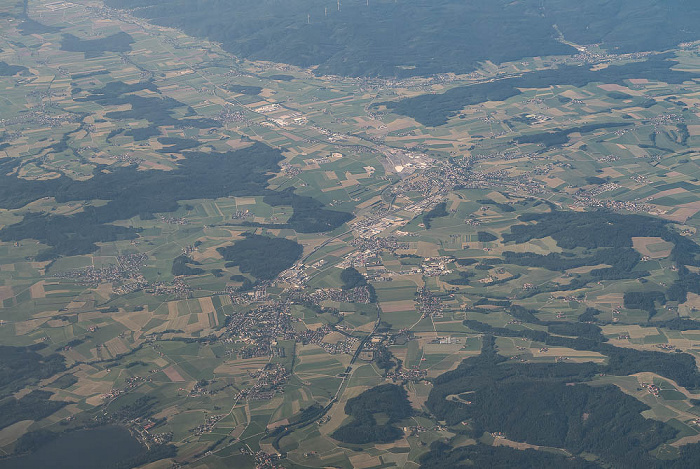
[{"xmin": 0, "ymin": 0, "xmax": 700, "ymax": 468}]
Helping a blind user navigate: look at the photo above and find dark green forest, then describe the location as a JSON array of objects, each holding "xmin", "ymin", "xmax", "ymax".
[
  {"xmin": 217, "ymin": 233, "xmax": 303, "ymax": 280},
  {"xmin": 0, "ymin": 345, "xmax": 66, "ymax": 398},
  {"xmin": 501, "ymin": 210, "xmax": 700, "ymax": 304},
  {"xmin": 171, "ymin": 255, "xmax": 205, "ymax": 276},
  {"xmin": 60, "ymin": 32, "xmax": 135, "ymax": 58},
  {"xmin": 18, "ymin": 0, "xmax": 62, "ymax": 36},
  {"xmin": 331, "ymin": 384, "xmax": 412, "ymax": 444},
  {"xmin": 103, "ymin": 0, "xmax": 699, "ymax": 78},
  {"xmin": 422, "ymin": 202, "xmax": 448, "ymax": 229},
  {"xmin": 0, "ymin": 142, "xmax": 282, "ymax": 259},
  {"xmin": 425, "ymin": 336, "xmax": 700, "ymax": 468},
  {"xmin": 504, "ymin": 211, "xmax": 671, "ymax": 250},
  {"xmin": 0, "ymin": 140, "xmax": 349, "ymax": 259},
  {"xmin": 74, "ymin": 80, "xmax": 219, "ymax": 129},
  {"xmin": 340, "ymin": 267, "xmax": 377, "ymax": 301},
  {"xmin": 503, "ymin": 247, "xmax": 646, "ymax": 286},
  {"xmin": 262, "ymin": 189, "xmax": 353, "ymax": 233},
  {"xmin": 462, "ymin": 311, "xmax": 700, "ymax": 389},
  {"xmin": 156, "ymin": 137, "xmax": 201, "ymax": 153},
  {"xmin": 14, "ymin": 430, "xmax": 59, "ymax": 455},
  {"xmin": 0, "ymin": 390, "xmax": 67, "ymax": 432},
  {"xmin": 514, "ymin": 122, "xmax": 631, "ymax": 148},
  {"xmin": 340, "ymin": 267, "xmax": 367, "ymax": 290},
  {"xmin": 477, "ymin": 231, "xmax": 498, "ymax": 242},
  {"xmin": 419, "ymin": 442, "xmax": 600, "ymax": 469},
  {"xmin": 0, "ymin": 61, "xmax": 28, "ymax": 76},
  {"xmin": 476, "ymin": 199, "xmax": 515, "ymax": 213},
  {"xmin": 386, "ymin": 54, "xmax": 695, "ymax": 125},
  {"xmin": 624, "ymin": 291, "xmax": 667, "ymax": 318}
]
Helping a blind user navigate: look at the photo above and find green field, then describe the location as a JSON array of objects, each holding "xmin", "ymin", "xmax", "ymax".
[{"xmin": 0, "ymin": 0, "xmax": 699, "ymax": 467}]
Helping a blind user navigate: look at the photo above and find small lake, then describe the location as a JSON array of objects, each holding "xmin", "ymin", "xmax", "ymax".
[{"xmin": 0, "ymin": 425, "xmax": 144, "ymax": 469}]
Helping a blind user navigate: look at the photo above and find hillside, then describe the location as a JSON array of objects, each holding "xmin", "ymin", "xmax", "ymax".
[{"xmin": 105, "ymin": 0, "xmax": 700, "ymax": 77}]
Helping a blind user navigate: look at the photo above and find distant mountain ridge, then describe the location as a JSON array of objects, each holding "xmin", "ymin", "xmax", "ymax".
[{"xmin": 105, "ymin": 0, "xmax": 700, "ymax": 77}]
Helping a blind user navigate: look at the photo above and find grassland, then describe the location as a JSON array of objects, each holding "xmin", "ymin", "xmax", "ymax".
[{"xmin": 0, "ymin": 0, "xmax": 699, "ymax": 467}]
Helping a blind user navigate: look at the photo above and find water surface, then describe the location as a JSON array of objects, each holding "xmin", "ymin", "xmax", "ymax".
[{"xmin": 0, "ymin": 425, "xmax": 143, "ymax": 469}]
